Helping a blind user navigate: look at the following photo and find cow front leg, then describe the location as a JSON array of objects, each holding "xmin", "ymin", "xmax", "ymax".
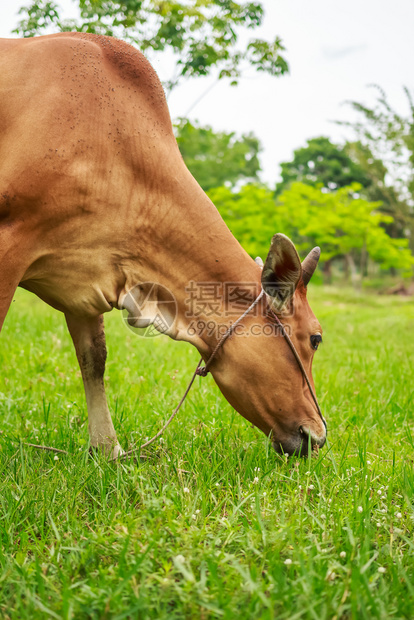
[
  {"xmin": 0, "ymin": 245, "xmax": 26, "ymax": 333},
  {"xmin": 0, "ymin": 283, "xmax": 17, "ymax": 334},
  {"xmin": 65, "ymin": 313, "xmax": 123, "ymax": 458}
]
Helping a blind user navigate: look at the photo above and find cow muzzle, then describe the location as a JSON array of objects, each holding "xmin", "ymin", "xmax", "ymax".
[{"xmin": 273, "ymin": 422, "xmax": 327, "ymax": 457}]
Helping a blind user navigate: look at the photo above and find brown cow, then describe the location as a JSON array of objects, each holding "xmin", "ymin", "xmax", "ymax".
[{"xmin": 0, "ymin": 33, "xmax": 326, "ymax": 458}]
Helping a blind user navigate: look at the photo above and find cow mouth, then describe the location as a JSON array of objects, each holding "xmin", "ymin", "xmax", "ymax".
[
  {"xmin": 272, "ymin": 430, "xmax": 324, "ymax": 458},
  {"xmin": 273, "ymin": 443, "xmax": 320, "ymax": 458}
]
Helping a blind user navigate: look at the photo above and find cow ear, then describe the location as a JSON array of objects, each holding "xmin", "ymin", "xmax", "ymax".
[{"xmin": 261, "ymin": 234, "xmax": 302, "ymax": 310}]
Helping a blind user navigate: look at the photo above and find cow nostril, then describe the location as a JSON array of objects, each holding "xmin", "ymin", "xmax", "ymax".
[
  {"xmin": 299, "ymin": 426, "xmax": 312, "ymax": 445},
  {"xmin": 299, "ymin": 426, "xmax": 311, "ymax": 438},
  {"xmin": 299, "ymin": 425, "xmax": 326, "ymax": 449}
]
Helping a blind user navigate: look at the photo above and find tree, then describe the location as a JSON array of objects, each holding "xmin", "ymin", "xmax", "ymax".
[
  {"xmin": 208, "ymin": 182, "xmax": 414, "ymax": 282},
  {"xmin": 338, "ymin": 85, "xmax": 414, "ymax": 248},
  {"xmin": 275, "ymin": 130, "xmax": 414, "ymax": 253},
  {"xmin": 14, "ymin": 0, "xmax": 289, "ymax": 93},
  {"xmin": 344, "ymin": 140, "xmax": 412, "ymax": 241},
  {"xmin": 175, "ymin": 119, "xmax": 261, "ymax": 191},
  {"xmin": 275, "ymin": 136, "xmax": 371, "ymax": 196},
  {"xmin": 276, "ymin": 182, "xmax": 413, "ymax": 282}
]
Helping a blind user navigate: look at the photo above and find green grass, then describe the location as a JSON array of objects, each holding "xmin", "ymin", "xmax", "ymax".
[{"xmin": 0, "ymin": 287, "xmax": 413, "ymax": 619}]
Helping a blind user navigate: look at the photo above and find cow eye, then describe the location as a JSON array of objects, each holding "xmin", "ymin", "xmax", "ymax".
[{"xmin": 310, "ymin": 334, "xmax": 322, "ymax": 350}]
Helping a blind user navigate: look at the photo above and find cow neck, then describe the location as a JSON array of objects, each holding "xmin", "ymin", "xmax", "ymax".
[
  {"xmin": 124, "ymin": 179, "xmax": 261, "ymax": 354},
  {"xmin": 170, "ymin": 224, "xmax": 261, "ymax": 355}
]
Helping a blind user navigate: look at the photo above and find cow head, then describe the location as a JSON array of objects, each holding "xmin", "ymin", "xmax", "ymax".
[{"xmin": 209, "ymin": 234, "xmax": 326, "ymax": 456}]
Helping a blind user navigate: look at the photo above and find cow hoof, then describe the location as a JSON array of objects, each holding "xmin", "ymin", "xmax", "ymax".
[
  {"xmin": 110, "ymin": 443, "xmax": 124, "ymax": 460},
  {"xmin": 89, "ymin": 442, "xmax": 124, "ymax": 459}
]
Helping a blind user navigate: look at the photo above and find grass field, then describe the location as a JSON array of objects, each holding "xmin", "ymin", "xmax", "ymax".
[{"xmin": 0, "ymin": 286, "xmax": 413, "ymax": 619}]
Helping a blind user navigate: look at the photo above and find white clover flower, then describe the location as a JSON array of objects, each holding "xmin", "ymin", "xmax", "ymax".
[
  {"xmin": 263, "ymin": 492, "xmax": 267, "ymax": 497},
  {"xmin": 195, "ymin": 509, "xmax": 200, "ymax": 514},
  {"xmin": 309, "ymin": 484, "xmax": 314, "ymax": 490},
  {"xmin": 284, "ymin": 558, "xmax": 292, "ymax": 565},
  {"xmin": 396, "ymin": 512, "xmax": 402, "ymax": 519},
  {"xmin": 367, "ymin": 460, "xmax": 371, "ymax": 465},
  {"xmin": 183, "ymin": 487, "xmax": 190, "ymax": 493},
  {"xmin": 175, "ymin": 555, "xmax": 185, "ymax": 563},
  {"xmin": 377, "ymin": 490, "xmax": 382, "ymax": 495},
  {"xmin": 253, "ymin": 477, "xmax": 259, "ymax": 484},
  {"xmin": 357, "ymin": 506, "xmax": 363, "ymax": 513},
  {"xmin": 54, "ymin": 455, "xmax": 59, "ymax": 461},
  {"xmin": 340, "ymin": 551, "xmax": 346, "ymax": 558},
  {"xmin": 192, "ymin": 514, "xmax": 196, "ymax": 520},
  {"xmin": 378, "ymin": 566, "xmax": 386, "ymax": 574},
  {"xmin": 377, "ymin": 522, "xmax": 381, "ymax": 527},
  {"xmin": 305, "ymin": 471, "xmax": 311, "ymax": 476}
]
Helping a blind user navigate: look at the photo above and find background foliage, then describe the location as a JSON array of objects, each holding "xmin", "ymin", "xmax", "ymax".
[
  {"xmin": 175, "ymin": 119, "xmax": 261, "ymax": 191},
  {"xmin": 274, "ymin": 136, "xmax": 372, "ymax": 195},
  {"xmin": 339, "ymin": 86, "xmax": 414, "ymax": 248}
]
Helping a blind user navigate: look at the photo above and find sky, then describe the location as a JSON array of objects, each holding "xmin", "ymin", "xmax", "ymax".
[{"xmin": 1, "ymin": 0, "xmax": 413, "ymax": 186}]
